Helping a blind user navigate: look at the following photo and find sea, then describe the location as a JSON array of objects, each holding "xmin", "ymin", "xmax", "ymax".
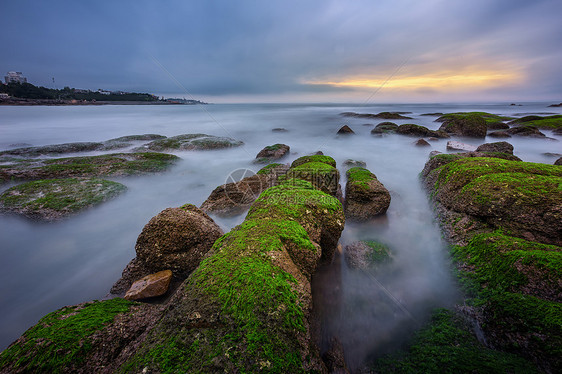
[{"xmin": 0, "ymin": 102, "xmax": 560, "ymax": 367}]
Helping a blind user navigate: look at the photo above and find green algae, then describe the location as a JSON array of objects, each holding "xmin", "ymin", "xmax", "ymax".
[
  {"xmin": 373, "ymin": 309, "xmax": 539, "ymax": 373},
  {"xmin": 290, "ymin": 155, "xmax": 336, "ymax": 168},
  {"xmin": 346, "ymin": 167, "xmax": 376, "ymax": 190},
  {"xmin": 510, "ymin": 114, "xmax": 562, "ymax": 129},
  {"xmin": 0, "ymin": 298, "xmax": 135, "ymax": 373},
  {"xmin": 0, "ymin": 178, "xmax": 126, "ymax": 219},
  {"xmin": 364, "ymin": 241, "xmax": 392, "ymax": 264},
  {"xmin": 286, "ymin": 161, "xmax": 340, "ymax": 195},
  {"xmin": 438, "ymin": 112, "xmax": 514, "ymax": 125},
  {"xmin": 257, "ymin": 163, "xmax": 283, "ymax": 175}
]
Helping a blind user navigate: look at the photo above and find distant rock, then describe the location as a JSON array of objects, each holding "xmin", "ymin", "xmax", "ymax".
[
  {"xmin": 362, "ymin": 123, "xmax": 374, "ymax": 127},
  {"xmin": 555, "ymin": 157, "xmax": 562, "ymax": 166},
  {"xmin": 396, "ymin": 124, "xmax": 449, "ymax": 138},
  {"xmin": 0, "ymin": 142, "xmax": 105, "ymax": 157},
  {"xmin": 488, "ymin": 131, "xmax": 512, "ymax": 138},
  {"xmin": 343, "ymin": 159, "xmax": 367, "ymax": 168},
  {"xmin": 371, "ymin": 122, "xmax": 398, "ymax": 135},
  {"xmin": 437, "ymin": 113, "xmax": 487, "ymax": 138},
  {"xmin": 476, "ymin": 141, "xmax": 514, "ymax": 155},
  {"xmin": 344, "ymin": 167, "xmax": 391, "ymax": 221},
  {"xmin": 124, "ymin": 270, "xmax": 173, "ymax": 301},
  {"xmin": 486, "ymin": 121, "xmax": 510, "ymax": 130},
  {"xmin": 337, "ymin": 125, "xmax": 355, "ymax": 134},
  {"xmin": 446, "ymin": 141, "xmax": 477, "ymax": 152},
  {"xmin": 421, "ymin": 112, "xmax": 444, "ymax": 116},
  {"xmin": 415, "ymin": 139, "xmax": 430, "ymax": 147},
  {"xmin": 340, "ymin": 111, "xmax": 412, "ymax": 120},
  {"xmin": 254, "ymin": 143, "xmax": 290, "ymax": 164},
  {"xmin": 0, "ymin": 178, "xmax": 126, "ymax": 221},
  {"xmin": 506, "ymin": 126, "xmax": 546, "ymax": 138},
  {"xmin": 548, "ymin": 103, "xmax": 562, "ymax": 107},
  {"xmin": 142, "ymin": 134, "xmax": 244, "ymax": 151},
  {"xmin": 429, "ymin": 150, "xmax": 442, "ymax": 157},
  {"xmin": 272, "ymin": 127, "xmax": 288, "ymax": 132}
]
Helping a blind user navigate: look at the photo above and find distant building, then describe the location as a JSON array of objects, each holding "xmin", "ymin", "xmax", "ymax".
[{"xmin": 4, "ymin": 71, "xmax": 27, "ymax": 84}]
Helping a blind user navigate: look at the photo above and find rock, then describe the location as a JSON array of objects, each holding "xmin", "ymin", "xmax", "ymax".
[
  {"xmin": 0, "ymin": 142, "xmax": 105, "ymax": 157},
  {"xmin": 508, "ymin": 114, "xmax": 562, "ymax": 129},
  {"xmin": 287, "ymin": 160, "xmax": 340, "ymax": 196},
  {"xmin": 476, "ymin": 141, "xmax": 514, "ymax": 155},
  {"xmin": 0, "ymin": 152, "xmax": 179, "ymax": 182},
  {"xmin": 488, "ymin": 131, "xmax": 512, "ymax": 138},
  {"xmin": 344, "ymin": 241, "xmax": 392, "ymax": 270},
  {"xmin": 200, "ymin": 173, "xmax": 273, "ymax": 216},
  {"xmin": 487, "ymin": 121, "xmax": 510, "ymax": 130},
  {"xmin": 272, "ymin": 127, "xmax": 288, "ymax": 132},
  {"xmin": 322, "ymin": 337, "xmax": 349, "ymax": 374},
  {"xmin": 337, "ymin": 125, "xmax": 355, "ymax": 134},
  {"xmin": 135, "ymin": 205, "xmax": 223, "ymax": 275},
  {"xmin": 254, "ymin": 143, "xmax": 290, "ymax": 163},
  {"xmin": 344, "ymin": 167, "xmax": 391, "ymax": 221},
  {"xmin": 142, "ymin": 133, "xmax": 243, "ymax": 151},
  {"xmin": 0, "ymin": 178, "xmax": 126, "ymax": 221},
  {"xmin": 429, "ymin": 150, "xmax": 442, "ymax": 157},
  {"xmin": 291, "ymin": 154, "xmax": 337, "ymax": 168},
  {"xmin": 375, "ymin": 122, "xmax": 398, "ymax": 130},
  {"xmin": 415, "ymin": 138, "xmax": 430, "ymax": 147},
  {"xmin": 446, "ymin": 141, "xmax": 477, "ymax": 152},
  {"xmin": 506, "ymin": 125, "xmax": 546, "ymax": 137},
  {"xmin": 555, "ymin": 157, "xmax": 562, "ymax": 166},
  {"xmin": 554, "ymin": 128, "xmax": 562, "ymax": 136},
  {"xmin": 106, "ymin": 134, "xmax": 167, "ymax": 142},
  {"xmin": 437, "ymin": 113, "xmax": 487, "ymax": 138},
  {"xmin": 124, "ymin": 270, "xmax": 173, "ymax": 300},
  {"xmin": 343, "ymin": 159, "xmax": 367, "ymax": 168},
  {"xmin": 548, "ymin": 103, "xmax": 562, "ymax": 107},
  {"xmin": 340, "ymin": 112, "xmax": 412, "ymax": 119},
  {"xmin": 396, "ymin": 124, "xmax": 448, "ymax": 138},
  {"xmin": 421, "ymin": 112, "xmax": 444, "ymax": 116},
  {"xmin": 362, "ymin": 123, "xmax": 374, "ymax": 127}
]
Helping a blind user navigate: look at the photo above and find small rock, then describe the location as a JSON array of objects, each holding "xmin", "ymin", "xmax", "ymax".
[
  {"xmin": 488, "ymin": 131, "xmax": 511, "ymax": 138},
  {"xmin": 272, "ymin": 128, "xmax": 288, "ymax": 132},
  {"xmin": 429, "ymin": 150, "xmax": 442, "ymax": 157},
  {"xmin": 337, "ymin": 125, "xmax": 355, "ymax": 134},
  {"xmin": 124, "ymin": 270, "xmax": 173, "ymax": 300},
  {"xmin": 555, "ymin": 157, "xmax": 562, "ymax": 166},
  {"xmin": 344, "ymin": 167, "xmax": 390, "ymax": 221},
  {"xmin": 506, "ymin": 126, "xmax": 546, "ymax": 138},
  {"xmin": 487, "ymin": 121, "xmax": 509, "ymax": 130},
  {"xmin": 446, "ymin": 141, "xmax": 477, "ymax": 152},
  {"xmin": 362, "ymin": 123, "xmax": 374, "ymax": 127},
  {"xmin": 415, "ymin": 139, "xmax": 430, "ymax": 147},
  {"xmin": 476, "ymin": 141, "xmax": 514, "ymax": 155},
  {"xmin": 343, "ymin": 159, "xmax": 367, "ymax": 168},
  {"xmin": 254, "ymin": 144, "xmax": 290, "ymax": 164}
]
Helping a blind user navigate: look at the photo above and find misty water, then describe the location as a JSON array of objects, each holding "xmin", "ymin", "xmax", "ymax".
[{"xmin": 1, "ymin": 103, "xmax": 560, "ymax": 367}]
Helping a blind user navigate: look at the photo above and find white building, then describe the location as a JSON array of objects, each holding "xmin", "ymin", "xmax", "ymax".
[{"xmin": 4, "ymin": 71, "xmax": 27, "ymax": 84}]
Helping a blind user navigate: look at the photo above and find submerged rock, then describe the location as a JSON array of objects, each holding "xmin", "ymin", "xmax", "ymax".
[
  {"xmin": 488, "ymin": 131, "xmax": 512, "ymax": 138},
  {"xmin": 506, "ymin": 125, "xmax": 546, "ymax": 137},
  {"xmin": 0, "ymin": 178, "xmax": 126, "ymax": 221},
  {"xmin": 344, "ymin": 240, "xmax": 392, "ymax": 270},
  {"xmin": 343, "ymin": 159, "xmax": 367, "ymax": 168},
  {"xmin": 124, "ymin": 270, "xmax": 173, "ymax": 301},
  {"xmin": 271, "ymin": 127, "xmax": 288, "ymax": 132},
  {"xmin": 396, "ymin": 124, "xmax": 449, "ymax": 138},
  {"xmin": 142, "ymin": 133, "xmax": 244, "ymax": 151},
  {"xmin": 341, "ymin": 111, "xmax": 412, "ymax": 120},
  {"xmin": 254, "ymin": 143, "xmax": 290, "ymax": 163},
  {"xmin": 415, "ymin": 138, "xmax": 430, "ymax": 147},
  {"xmin": 344, "ymin": 167, "xmax": 391, "ymax": 221},
  {"xmin": 0, "ymin": 142, "xmax": 105, "ymax": 157}
]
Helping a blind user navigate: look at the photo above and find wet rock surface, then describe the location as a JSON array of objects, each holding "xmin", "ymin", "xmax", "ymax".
[
  {"xmin": 437, "ymin": 113, "xmax": 488, "ymax": 138},
  {"xmin": 344, "ymin": 167, "xmax": 391, "ymax": 221},
  {"xmin": 344, "ymin": 241, "xmax": 392, "ymax": 270},
  {"xmin": 0, "ymin": 177, "xmax": 126, "ymax": 221},
  {"xmin": 140, "ymin": 133, "xmax": 244, "ymax": 151},
  {"xmin": 446, "ymin": 141, "xmax": 477, "ymax": 152},
  {"xmin": 124, "ymin": 270, "xmax": 173, "ymax": 301},
  {"xmin": 475, "ymin": 141, "xmax": 514, "ymax": 154},
  {"xmin": 254, "ymin": 143, "xmax": 290, "ymax": 163},
  {"xmin": 396, "ymin": 124, "xmax": 449, "ymax": 138},
  {"xmin": 337, "ymin": 125, "xmax": 355, "ymax": 134}
]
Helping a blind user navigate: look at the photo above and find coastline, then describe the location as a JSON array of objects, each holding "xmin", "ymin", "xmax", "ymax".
[{"xmin": 0, "ymin": 98, "xmax": 193, "ymax": 106}]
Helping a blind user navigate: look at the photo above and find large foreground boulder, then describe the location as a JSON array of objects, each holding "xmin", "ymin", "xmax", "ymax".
[
  {"xmin": 344, "ymin": 167, "xmax": 390, "ymax": 221},
  {"xmin": 111, "ymin": 204, "xmax": 223, "ymax": 294}
]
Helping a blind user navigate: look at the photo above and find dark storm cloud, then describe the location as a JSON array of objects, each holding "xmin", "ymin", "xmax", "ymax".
[{"xmin": 1, "ymin": 0, "xmax": 561, "ymax": 101}]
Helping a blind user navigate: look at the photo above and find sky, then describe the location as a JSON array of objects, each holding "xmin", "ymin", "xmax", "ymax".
[{"xmin": 1, "ymin": 0, "xmax": 561, "ymax": 103}]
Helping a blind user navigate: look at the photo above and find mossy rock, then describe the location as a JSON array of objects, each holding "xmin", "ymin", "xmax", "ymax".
[
  {"xmin": 291, "ymin": 154, "xmax": 337, "ymax": 168},
  {"xmin": 508, "ymin": 114, "xmax": 562, "ymax": 129},
  {"xmin": 120, "ymin": 174, "xmax": 345, "ymax": 373},
  {"xmin": 254, "ymin": 144, "xmax": 290, "ymax": 164},
  {"xmin": 144, "ymin": 134, "xmax": 243, "ymax": 151},
  {"xmin": 344, "ymin": 240, "xmax": 392, "ymax": 270},
  {"xmin": 396, "ymin": 124, "xmax": 449, "ymax": 138},
  {"xmin": 0, "ymin": 152, "xmax": 179, "ymax": 181},
  {"xmin": 344, "ymin": 167, "xmax": 391, "ymax": 221},
  {"xmin": 105, "ymin": 134, "xmax": 166, "ymax": 142},
  {"xmin": 437, "ymin": 113, "xmax": 488, "ymax": 138},
  {"xmin": 0, "ymin": 298, "xmax": 152, "ymax": 374},
  {"xmin": 0, "ymin": 142, "xmax": 105, "ymax": 157},
  {"xmin": 286, "ymin": 161, "xmax": 340, "ymax": 196},
  {"xmin": 340, "ymin": 112, "xmax": 412, "ymax": 119},
  {"xmin": 373, "ymin": 308, "xmax": 539, "ymax": 373},
  {"xmin": 0, "ymin": 178, "xmax": 127, "ymax": 220},
  {"xmin": 505, "ymin": 125, "xmax": 546, "ymax": 137},
  {"xmin": 429, "ymin": 158, "xmax": 562, "ymax": 246}
]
